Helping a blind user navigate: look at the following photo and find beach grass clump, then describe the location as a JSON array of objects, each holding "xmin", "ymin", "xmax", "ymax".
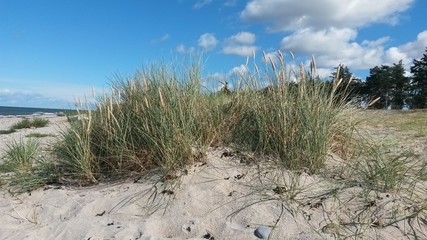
[
  {"xmin": 342, "ymin": 132, "xmax": 427, "ymax": 194},
  {"xmin": 54, "ymin": 52, "xmax": 355, "ymax": 183},
  {"xmin": 353, "ymin": 147, "xmax": 417, "ymax": 193},
  {"xmin": 26, "ymin": 133, "xmax": 55, "ymax": 138},
  {"xmin": 0, "ymin": 139, "xmax": 58, "ymax": 194},
  {"xmin": 225, "ymin": 53, "xmax": 354, "ymax": 173},
  {"xmin": 0, "ymin": 129, "xmax": 16, "ymax": 134},
  {"xmin": 31, "ymin": 117, "xmax": 50, "ymax": 128},
  {"xmin": 54, "ymin": 109, "xmax": 97, "ymax": 183},
  {"xmin": 54, "ymin": 62, "xmax": 224, "ymax": 183},
  {"xmin": 11, "ymin": 118, "xmax": 32, "ymax": 130},
  {"xmin": 3, "ymin": 139, "xmax": 40, "ymax": 172},
  {"xmin": 10, "ymin": 117, "xmax": 49, "ymax": 130}
]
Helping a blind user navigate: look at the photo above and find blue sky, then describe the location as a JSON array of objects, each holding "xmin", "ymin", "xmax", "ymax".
[{"xmin": 1, "ymin": 0, "xmax": 426, "ymax": 108}]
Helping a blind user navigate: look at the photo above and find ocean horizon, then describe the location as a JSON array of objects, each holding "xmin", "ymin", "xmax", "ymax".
[{"xmin": 0, "ymin": 105, "xmax": 71, "ymax": 116}]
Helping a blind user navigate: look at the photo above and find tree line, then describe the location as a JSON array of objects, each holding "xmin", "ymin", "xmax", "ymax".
[{"xmin": 331, "ymin": 47, "xmax": 427, "ymax": 109}]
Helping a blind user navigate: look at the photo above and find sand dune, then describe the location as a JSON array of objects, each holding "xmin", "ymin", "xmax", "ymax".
[{"xmin": 1, "ymin": 115, "xmax": 426, "ymax": 239}]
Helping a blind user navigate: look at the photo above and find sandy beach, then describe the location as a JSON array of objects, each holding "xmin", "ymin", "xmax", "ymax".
[{"xmin": 0, "ymin": 114, "xmax": 426, "ymax": 239}]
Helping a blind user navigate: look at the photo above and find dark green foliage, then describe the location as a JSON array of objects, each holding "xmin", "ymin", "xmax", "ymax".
[
  {"xmin": 11, "ymin": 118, "xmax": 49, "ymax": 130},
  {"xmin": 31, "ymin": 118, "xmax": 50, "ymax": 128},
  {"xmin": 410, "ymin": 48, "xmax": 427, "ymax": 108},
  {"xmin": 0, "ymin": 129, "xmax": 16, "ymax": 134},
  {"xmin": 364, "ymin": 61, "xmax": 410, "ymax": 109},
  {"xmin": 26, "ymin": 133, "xmax": 55, "ymax": 138},
  {"xmin": 0, "ymin": 139, "xmax": 59, "ymax": 194},
  {"xmin": 11, "ymin": 118, "xmax": 32, "ymax": 129},
  {"xmin": 361, "ymin": 49, "xmax": 427, "ymax": 109}
]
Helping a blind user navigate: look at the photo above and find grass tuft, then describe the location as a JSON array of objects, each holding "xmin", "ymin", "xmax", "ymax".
[
  {"xmin": 10, "ymin": 118, "xmax": 49, "ymax": 130},
  {"xmin": 225, "ymin": 53, "xmax": 354, "ymax": 173},
  {"xmin": 0, "ymin": 139, "xmax": 59, "ymax": 194},
  {"xmin": 26, "ymin": 133, "xmax": 55, "ymax": 138},
  {"xmin": 0, "ymin": 129, "xmax": 16, "ymax": 134}
]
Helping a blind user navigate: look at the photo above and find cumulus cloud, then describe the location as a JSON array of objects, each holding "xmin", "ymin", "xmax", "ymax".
[
  {"xmin": 223, "ymin": 32, "xmax": 258, "ymax": 56},
  {"xmin": 281, "ymin": 28, "xmax": 358, "ymax": 55},
  {"xmin": 281, "ymin": 29, "xmax": 427, "ymax": 77},
  {"xmin": 362, "ymin": 37, "xmax": 390, "ymax": 48},
  {"xmin": 223, "ymin": 45, "xmax": 258, "ymax": 56},
  {"xmin": 384, "ymin": 30, "xmax": 427, "ymax": 71},
  {"xmin": 237, "ymin": 0, "xmax": 422, "ymax": 76},
  {"xmin": 227, "ymin": 32, "xmax": 256, "ymax": 45},
  {"xmin": 385, "ymin": 31, "xmax": 427, "ymax": 64},
  {"xmin": 198, "ymin": 33, "xmax": 218, "ymax": 51},
  {"xmin": 240, "ymin": 0, "xmax": 413, "ymax": 32},
  {"xmin": 279, "ymin": 27, "xmax": 387, "ymax": 69}
]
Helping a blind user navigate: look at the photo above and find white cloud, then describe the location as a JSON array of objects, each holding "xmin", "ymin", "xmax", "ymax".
[
  {"xmin": 384, "ymin": 30, "xmax": 427, "ymax": 70},
  {"xmin": 362, "ymin": 37, "xmax": 390, "ymax": 48},
  {"xmin": 385, "ymin": 47, "xmax": 408, "ymax": 64},
  {"xmin": 235, "ymin": 0, "xmax": 424, "ymax": 79},
  {"xmin": 280, "ymin": 27, "xmax": 387, "ymax": 70},
  {"xmin": 223, "ymin": 45, "xmax": 258, "ymax": 56},
  {"xmin": 228, "ymin": 32, "xmax": 256, "ymax": 45},
  {"xmin": 223, "ymin": 32, "xmax": 258, "ymax": 56},
  {"xmin": 240, "ymin": 0, "xmax": 413, "ymax": 32},
  {"xmin": 193, "ymin": 0, "xmax": 213, "ymax": 9},
  {"xmin": 315, "ymin": 68, "xmax": 334, "ymax": 79},
  {"xmin": 385, "ymin": 31, "xmax": 427, "ymax": 63},
  {"xmin": 281, "ymin": 28, "xmax": 358, "ymax": 55},
  {"xmin": 280, "ymin": 29, "xmax": 427, "ymax": 77},
  {"xmin": 198, "ymin": 33, "xmax": 218, "ymax": 51},
  {"xmin": 229, "ymin": 64, "xmax": 248, "ymax": 75}
]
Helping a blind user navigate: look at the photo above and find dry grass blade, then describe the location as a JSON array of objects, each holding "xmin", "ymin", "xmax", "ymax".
[
  {"xmin": 368, "ymin": 97, "xmax": 381, "ymax": 107},
  {"xmin": 310, "ymin": 55, "xmax": 316, "ymax": 77}
]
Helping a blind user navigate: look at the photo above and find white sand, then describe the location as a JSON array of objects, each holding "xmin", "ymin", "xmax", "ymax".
[{"xmin": 0, "ymin": 116, "xmax": 426, "ymax": 239}]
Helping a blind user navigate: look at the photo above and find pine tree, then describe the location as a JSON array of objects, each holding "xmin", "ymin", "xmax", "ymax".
[
  {"xmin": 390, "ymin": 60, "xmax": 410, "ymax": 109},
  {"xmin": 364, "ymin": 61, "xmax": 409, "ymax": 109},
  {"xmin": 365, "ymin": 65, "xmax": 392, "ymax": 108},
  {"xmin": 410, "ymin": 48, "xmax": 427, "ymax": 108}
]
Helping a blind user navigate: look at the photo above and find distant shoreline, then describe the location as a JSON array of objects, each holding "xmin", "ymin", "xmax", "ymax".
[{"xmin": 0, "ymin": 105, "xmax": 72, "ymax": 116}]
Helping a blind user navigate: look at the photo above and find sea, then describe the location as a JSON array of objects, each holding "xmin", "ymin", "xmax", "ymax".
[{"xmin": 0, "ymin": 106, "xmax": 70, "ymax": 116}]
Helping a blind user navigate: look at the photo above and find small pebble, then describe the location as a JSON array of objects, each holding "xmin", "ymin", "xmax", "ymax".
[{"xmin": 254, "ymin": 226, "xmax": 271, "ymax": 239}]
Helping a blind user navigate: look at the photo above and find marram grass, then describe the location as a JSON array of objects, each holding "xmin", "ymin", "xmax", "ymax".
[
  {"xmin": 0, "ymin": 139, "xmax": 59, "ymax": 194},
  {"xmin": 54, "ymin": 52, "xmax": 355, "ymax": 183}
]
